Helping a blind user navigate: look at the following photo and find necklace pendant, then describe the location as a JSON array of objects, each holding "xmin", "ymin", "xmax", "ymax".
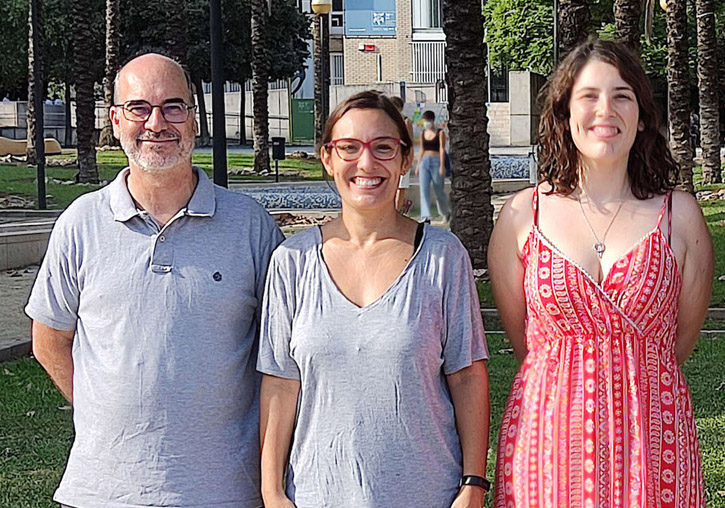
[{"xmin": 594, "ymin": 242, "xmax": 606, "ymax": 258}]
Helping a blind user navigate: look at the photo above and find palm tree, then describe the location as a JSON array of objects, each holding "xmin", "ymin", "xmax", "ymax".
[
  {"xmin": 26, "ymin": 0, "xmax": 44, "ymax": 166},
  {"xmin": 250, "ymin": 0, "xmax": 270, "ymax": 174},
  {"xmin": 98, "ymin": 0, "xmax": 120, "ymax": 148},
  {"xmin": 441, "ymin": 0, "xmax": 493, "ymax": 270},
  {"xmin": 696, "ymin": 0, "xmax": 721, "ymax": 183},
  {"xmin": 665, "ymin": 0, "xmax": 693, "ymax": 192},
  {"xmin": 613, "ymin": 0, "xmax": 641, "ymax": 53},
  {"xmin": 166, "ymin": 0, "xmax": 187, "ymax": 62},
  {"xmin": 192, "ymin": 73, "xmax": 211, "ymax": 146},
  {"xmin": 72, "ymin": 0, "xmax": 99, "ymax": 183},
  {"xmin": 558, "ymin": 0, "xmax": 590, "ymax": 59}
]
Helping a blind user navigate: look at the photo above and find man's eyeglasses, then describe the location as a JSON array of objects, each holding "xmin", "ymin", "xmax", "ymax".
[
  {"xmin": 114, "ymin": 101, "xmax": 195, "ymax": 124},
  {"xmin": 326, "ymin": 137, "xmax": 406, "ymax": 161}
]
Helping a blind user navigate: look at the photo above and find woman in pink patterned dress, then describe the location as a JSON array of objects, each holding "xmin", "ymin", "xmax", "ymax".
[{"xmin": 489, "ymin": 40, "xmax": 713, "ymax": 508}]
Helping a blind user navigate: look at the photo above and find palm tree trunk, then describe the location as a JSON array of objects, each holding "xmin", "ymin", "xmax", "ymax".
[
  {"xmin": 64, "ymin": 79, "xmax": 73, "ymax": 147},
  {"xmin": 558, "ymin": 0, "xmax": 590, "ymax": 59},
  {"xmin": 251, "ymin": 0, "xmax": 270, "ymax": 174},
  {"xmin": 98, "ymin": 0, "xmax": 120, "ymax": 148},
  {"xmin": 666, "ymin": 0, "xmax": 693, "ymax": 193},
  {"xmin": 696, "ymin": 0, "xmax": 721, "ymax": 183},
  {"xmin": 193, "ymin": 74, "xmax": 210, "ymax": 146},
  {"xmin": 442, "ymin": 0, "xmax": 494, "ymax": 270},
  {"xmin": 26, "ymin": 0, "xmax": 44, "ymax": 165},
  {"xmin": 72, "ymin": 0, "xmax": 99, "ymax": 183},
  {"xmin": 720, "ymin": 46, "xmax": 725, "ymax": 151},
  {"xmin": 613, "ymin": 0, "xmax": 641, "ymax": 53},
  {"xmin": 313, "ymin": 15, "xmax": 322, "ymax": 148}
]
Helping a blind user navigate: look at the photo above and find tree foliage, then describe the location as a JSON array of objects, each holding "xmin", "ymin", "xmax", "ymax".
[
  {"xmin": 483, "ymin": 0, "xmax": 554, "ymax": 75},
  {"xmin": 0, "ymin": 0, "xmax": 28, "ymax": 98},
  {"xmin": 481, "ymin": 0, "xmax": 722, "ymax": 84},
  {"xmin": 121, "ymin": 0, "xmax": 308, "ymax": 84},
  {"xmin": 0, "ymin": 0, "xmax": 308, "ymax": 100}
]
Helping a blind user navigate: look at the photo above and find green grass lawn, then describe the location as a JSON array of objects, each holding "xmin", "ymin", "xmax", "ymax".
[
  {"xmin": 0, "ymin": 150, "xmax": 324, "ymax": 209},
  {"xmin": 1, "ymin": 332, "xmax": 724, "ymax": 507}
]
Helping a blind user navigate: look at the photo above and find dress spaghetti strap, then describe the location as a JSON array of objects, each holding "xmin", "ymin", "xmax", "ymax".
[
  {"xmin": 668, "ymin": 191, "xmax": 673, "ymax": 245},
  {"xmin": 655, "ymin": 191, "xmax": 673, "ymax": 245},
  {"xmin": 532, "ymin": 185, "xmax": 540, "ymax": 227}
]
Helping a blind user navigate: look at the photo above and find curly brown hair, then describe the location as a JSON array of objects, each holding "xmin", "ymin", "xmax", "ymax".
[{"xmin": 537, "ymin": 39, "xmax": 676, "ymax": 199}]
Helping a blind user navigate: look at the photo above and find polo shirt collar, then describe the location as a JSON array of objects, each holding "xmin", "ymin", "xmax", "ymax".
[
  {"xmin": 109, "ymin": 168, "xmax": 138, "ymax": 222},
  {"xmin": 109, "ymin": 166, "xmax": 217, "ymax": 222},
  {"xmin": 185, "ymin": 167, "xmax": 216, "ymax": 217}
]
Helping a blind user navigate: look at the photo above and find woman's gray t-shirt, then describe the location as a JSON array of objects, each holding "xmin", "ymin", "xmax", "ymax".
[{"xmin": 257, "ymin": 224, "xmax": 489, "ymax": 508}]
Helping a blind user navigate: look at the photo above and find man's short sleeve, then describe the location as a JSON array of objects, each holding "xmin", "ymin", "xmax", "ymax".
[
  {"xmin": 25, "ymin": 218, "xmax": 79, "ymax": 331},
  {"xmin": 257, "ymin": 248, "xmax": 301, "ymax": 380},
  {"xmin": 440, "ymin": 237, "xmax": 489, "ymax": 375},
  {"xmin": 253, "ymin": 214, "xmax": 285, "ymax": 325}
]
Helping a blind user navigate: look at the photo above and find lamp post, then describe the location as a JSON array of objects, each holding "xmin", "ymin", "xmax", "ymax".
[
  {"xmin": 209, "ymin": 0, "xmax": 227, "ymax": 187},
  {"xmin": 30, "ymin": 0, "xmax": 45, "ymax": 209},
  {"xmin": 312, "ymin": 0, "xmax": 331, "ymax": 151}
]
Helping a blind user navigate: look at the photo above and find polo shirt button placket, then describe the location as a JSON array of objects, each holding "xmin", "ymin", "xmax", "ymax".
[{"xmin": 150, "ymin": 231, "xmax": 174, "ymax": 274}]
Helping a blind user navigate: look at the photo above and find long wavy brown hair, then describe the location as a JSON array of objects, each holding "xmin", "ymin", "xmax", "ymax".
[{"xmin": 537, "ymin": 39, "xmax": 676, "ymax": 199}]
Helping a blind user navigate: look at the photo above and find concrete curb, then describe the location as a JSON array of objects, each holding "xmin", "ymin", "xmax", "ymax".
[{"xmin": 0, "ymin": 337, "xmax": 31, "ymax": 363}]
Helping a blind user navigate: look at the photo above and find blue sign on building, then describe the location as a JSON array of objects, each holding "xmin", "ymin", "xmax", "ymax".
[{"xmin": 345, "ymin": 0, "xmax": 396, "ymax": 37}]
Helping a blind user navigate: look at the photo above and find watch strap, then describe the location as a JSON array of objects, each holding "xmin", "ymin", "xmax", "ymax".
[{"xmin": 458, "ymin": 475, "xmax": 491, "ymax": 492}]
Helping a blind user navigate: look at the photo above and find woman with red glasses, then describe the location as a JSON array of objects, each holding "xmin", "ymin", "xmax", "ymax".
[{"xmin": 258, "ymin": 90, "xmax": 491, "ymax": 508}]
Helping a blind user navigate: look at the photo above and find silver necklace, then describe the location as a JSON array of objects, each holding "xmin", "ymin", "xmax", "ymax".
[{"xmin": 577, "ymin": 194, "xmax": 625, "ymax": 259}]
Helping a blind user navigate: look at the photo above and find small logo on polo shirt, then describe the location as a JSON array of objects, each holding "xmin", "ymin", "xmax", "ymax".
[{"xmin": 213, "ymin": 271, "xmax": 222, "ymax": 282}]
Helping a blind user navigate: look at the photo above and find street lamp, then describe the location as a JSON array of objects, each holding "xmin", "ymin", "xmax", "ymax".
[
  {"xmin": 209, "ymin": 0, "xmax": 227, "ymax": 187},
  {"xmin": 312, "ymin": 0, "xmax": 331, "ymax": 151}
]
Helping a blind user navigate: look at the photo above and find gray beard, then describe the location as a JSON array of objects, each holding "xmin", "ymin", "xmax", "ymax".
[{"xmin": 121, "ymin": 134, "xmax": 194, "ymax": 172}]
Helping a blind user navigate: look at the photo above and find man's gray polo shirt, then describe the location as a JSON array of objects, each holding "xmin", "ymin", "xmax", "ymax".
[{"xmin": 26, "ymin": 168, "xmax": 284, "ymax": 508}]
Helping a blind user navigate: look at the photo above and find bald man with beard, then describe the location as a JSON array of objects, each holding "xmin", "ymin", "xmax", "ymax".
[{"xmin": 26, "ymin": 53, "xmax": 283, "ymax": 508}]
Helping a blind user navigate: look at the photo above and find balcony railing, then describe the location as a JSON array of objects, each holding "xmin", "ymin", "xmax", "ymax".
[
  {"xmin": 331, "ymin": 53, "xmax": 345, "ymax": 85},
  {"xmin": 410, "ymin": 41, "xmax": 446, "ymax": 84}
]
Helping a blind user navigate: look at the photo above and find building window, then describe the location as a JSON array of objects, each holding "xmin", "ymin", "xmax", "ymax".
[
  {"xmin": 410, "ymin": 41, "xmax": 446, "ymax": 83},
  {"xmin": 331, "ymin": 53, "xmax": 344, "ymax": 85},
  {"xmin": 412, "ymin": 0, "xmax": 442, "ymax": 30},
  {"xmin": 330, "ymin": 0, "xmax": 344, "ymax": 33},
  {"xmin": 489, "ymin": 67, "xmax": 509, "ymax": 103}
]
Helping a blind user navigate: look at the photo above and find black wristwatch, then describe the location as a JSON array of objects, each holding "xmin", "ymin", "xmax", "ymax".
[{"xmin": 458, "ymin": 475, "xmax": 491, "ymax": 492}]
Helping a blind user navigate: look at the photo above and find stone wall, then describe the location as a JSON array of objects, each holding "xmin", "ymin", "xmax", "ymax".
[
  {"xmin": 487, "ymin": 103, "xmax": 510, "ymax": 146},
  {"xmin": 0, "ymin": 230, "xmax": 51, "ymax": 271},
  {"xmin": 200, "ymin": 88, "xmax": 290, "ymax": 141}
]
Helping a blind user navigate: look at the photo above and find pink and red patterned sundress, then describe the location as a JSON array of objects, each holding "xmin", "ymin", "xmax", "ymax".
[{"xmin": 495, "ymin": 189, "xmax": 705, "ymax": 508}]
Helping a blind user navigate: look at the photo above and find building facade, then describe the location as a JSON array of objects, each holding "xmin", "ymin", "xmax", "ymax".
[{"xmin": 325, "ymin": 0, "xmax": 445, "ymax": 92}]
